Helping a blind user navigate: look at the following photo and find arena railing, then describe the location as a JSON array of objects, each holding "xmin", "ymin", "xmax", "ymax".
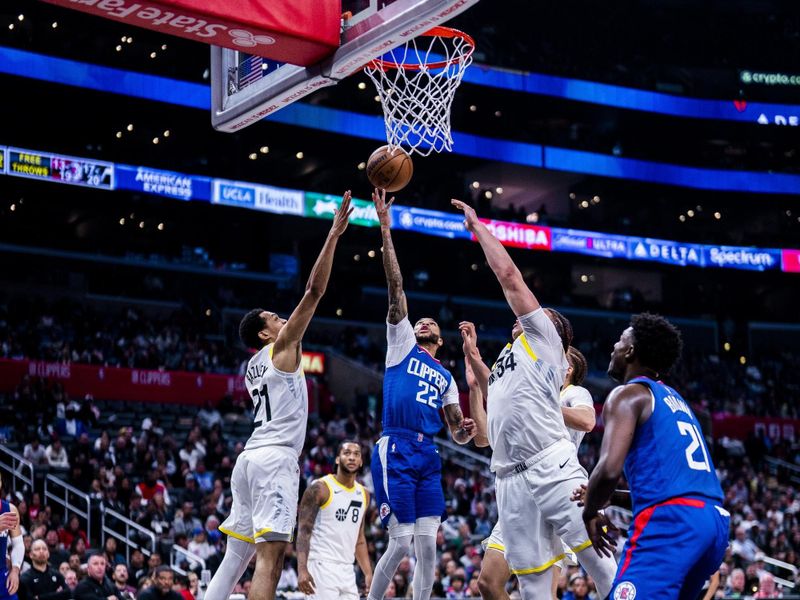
[
  {"xmin": 0, "ymin": 446, "xmax": 34, "ymax": 494},
  {"xmin": 765, "ymin": 456, "xmax": 800, "ymax": 485},
  {"xmin": 101, "ymin": 507, "xmax": 156, "ymax": 562},
  {"xmin": 170, "ymin": 544, "xmax": 207, "ymax": 576},
  {"xmin": 44, "ymin": 475, "xmax": 93, "ymax": 543}
]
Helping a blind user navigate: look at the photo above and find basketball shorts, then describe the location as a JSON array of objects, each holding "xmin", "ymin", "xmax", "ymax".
[
  {"xmin": 371, "ymin": 430, "xmax": 444, "ymax": 526},
  {"xmin": 306, "ymin": 560, "xmax": 358, "ymax": 600},
  {"xmin": 608, "ymin": 498, "xmax": 730, "ymax": 600},
  {"xmin": 494, "ymin": 438, "xmax": 596, "ymax": 576},
  {"xmin": 481, "ymin": 520, "xmax": 577, "ymax": 568},
  {"xmin": 219, "ymin": 445, "xmax": 299, "ymax": 543}
]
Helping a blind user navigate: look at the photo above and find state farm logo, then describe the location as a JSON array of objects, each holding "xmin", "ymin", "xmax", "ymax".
[{"xmin": 228, "ymin": 29, "xmax": 276, "ymax": 48}]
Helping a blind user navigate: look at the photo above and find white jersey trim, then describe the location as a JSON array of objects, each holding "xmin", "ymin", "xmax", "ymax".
[{"xmin": 385, "ymin": 317, "xmax": 417, "ymax": 368}]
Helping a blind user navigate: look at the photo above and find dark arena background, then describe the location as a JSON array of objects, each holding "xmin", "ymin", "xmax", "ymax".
[{"xmin": 1, "ymin": 1, "xmax": 800, "ymax": 599}]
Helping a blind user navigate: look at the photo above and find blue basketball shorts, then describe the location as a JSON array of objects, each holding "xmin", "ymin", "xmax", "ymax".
[
  {"xmin": 607, "ymin": 496, "xmax": 730, "ymax": 600},
  {"xmin": 371, "ymin": 430, "xmax": 445, "ymax": 527}
]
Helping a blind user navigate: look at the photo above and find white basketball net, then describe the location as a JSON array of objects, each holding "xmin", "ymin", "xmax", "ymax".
[{"xmin": 364, "ymin": 27, "xmax": 474, "ymax": 157}]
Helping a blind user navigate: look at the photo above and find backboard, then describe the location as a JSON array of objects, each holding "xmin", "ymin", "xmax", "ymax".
[{"xmin": 210, "ymin": 0, "xmax": 480, "ymax": 132}]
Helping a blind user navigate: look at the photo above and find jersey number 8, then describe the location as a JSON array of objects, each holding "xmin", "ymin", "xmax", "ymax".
[{"xmin": 251, "ymin": 385, "xmax": 272, "ymax": 428}]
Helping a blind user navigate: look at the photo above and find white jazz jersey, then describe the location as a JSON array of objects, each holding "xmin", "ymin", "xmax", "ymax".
[
  {"xmin": 307, "ymin": 475, "xmax": 367, "ymax": 565},
  {"xmin": 487, "ymin": 308, "xmax": 570, "ymax": 473},
  {"xmin": 560, "ymin": 384, "xmax": 594, "ymax": 449},
  {"xmin": 244, "ymin": 343, "xmax": 308, "ymax": 455}
]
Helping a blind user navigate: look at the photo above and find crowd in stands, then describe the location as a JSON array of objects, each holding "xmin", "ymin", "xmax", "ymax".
[{"xmin": 2, "ymin": 365, "xmax": 800, "ymax": 599}]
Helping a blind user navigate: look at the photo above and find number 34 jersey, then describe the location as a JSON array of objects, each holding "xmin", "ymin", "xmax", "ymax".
[
  {"xmin": 623, "ymin": 376, "xmax": 724, "ymax": 516},
  {"xmin": 244, "ymin": 343, "xmax": 308, "ymax": 455},
  {"xmin": 308, "ymin": 475, "xmax": 367, "ymax": 565}
]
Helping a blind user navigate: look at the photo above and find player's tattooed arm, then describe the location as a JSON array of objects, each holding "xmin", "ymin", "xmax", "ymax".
[
  {"xmin": 444, "ymin": 403, "xmax": 476, "ymax": 445},
  {"xmin": 374, "ymin": 187, "xmax": 408, "ymax": 324},
  {"xmin": 296, "ymin": 481, "xmax": 330, "ymax": 595}
]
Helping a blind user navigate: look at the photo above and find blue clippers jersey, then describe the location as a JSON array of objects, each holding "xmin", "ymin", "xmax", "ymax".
[
  {"xmin": 0, "ymin": 500, "xmax": 8, "ymax": 575},
  {"xmin": 383, "ymin": 346, "xmax": 454, "ymax": 437},
  {"xmin": 624, "ymin": 377, "xmax": 724, "ymax": 515}
]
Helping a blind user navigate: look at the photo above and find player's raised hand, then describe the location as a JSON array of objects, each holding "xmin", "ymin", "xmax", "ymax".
[
  {"xmin": 330, "ymin": 190, "xmax": 354, "ymax": 238},
  {"xmin": 0, "ymin": 511, "xmax": 18, "ymax": 532},
  {"xmin": 459, "ymin": 321, "xmax": 478, "ymax": 357},
  {"xmin": 583, "ymin": 510, "xmax": 617, "ymax": 558},
  {"xmin": 571, "ymin": 484, "xmax": 587, "ymax": 506},
  {"xmin": 372, "ymin": 187, "xmax": 395, "ymax": 228},
  {"xmin": 298, "ymin": 567, "xmax": 316, "ymax": 595},
  {"xmin": 451, "ymin": 199, "xmax": 480, "ymax": 232}
]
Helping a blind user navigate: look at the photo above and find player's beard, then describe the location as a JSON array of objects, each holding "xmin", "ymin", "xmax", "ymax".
[
  {"xmin": 338, "ymin": 464, "xmax": 360, "ymax": 475},
  {"xmin": 415, "ymin": 332, "xmax": 440, "ymax": 346}
]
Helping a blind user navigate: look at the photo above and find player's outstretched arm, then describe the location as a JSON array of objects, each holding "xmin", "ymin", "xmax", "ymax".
[
  {"xmin": 464, "ymin": 358, "xmax": 489, "ymax": 448},
  {"xmin": 273, "ymin": 192, "xmax": 353, "ymax": 372},
  {"xmin": 296, "ymin": 480, "xmax": 330, "ymax": 596},
  {"xmin": 452, "ymin": 199, "xmax": 539, "ymax": 317},
  {"xmin": 355, "ymin": 490, "xmax": 373, "ymax": 594},
  {"xmin": 583, "ymin": 384, "xmax": 648, "ymax": 556},
  {"xmin": 374, "ymin": 187, "xmax": 408, "ymax": 324},
  {"xmin": 459, "ymin": 321, "xmax": 490, "ymax": 399}
]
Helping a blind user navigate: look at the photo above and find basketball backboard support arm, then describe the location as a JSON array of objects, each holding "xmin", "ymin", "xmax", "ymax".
[{"xmin": 211, "ymin": 0, "xmax": 481, "ymax": 132}]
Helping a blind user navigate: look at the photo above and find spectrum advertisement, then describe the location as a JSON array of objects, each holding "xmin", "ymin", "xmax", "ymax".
[{"xmin": 1, "ymin": 144, "xmax": 798, "ymax": 274}]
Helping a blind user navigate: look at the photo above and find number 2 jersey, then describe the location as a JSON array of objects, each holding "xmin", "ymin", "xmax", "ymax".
[
  {"xmin": 623, "ymin": 376, "xmax": 723, "ymax": 516},
  {"xmin": 487, "ymin": 308, "xmax": 570, "ymax": 473},
  {"xmin": 244, "ymin": 343, "xmax": 308, "ymax": 455},
  {"xmin": 382, "ymin": 318, "xmax": 459, "ymax": 436}
]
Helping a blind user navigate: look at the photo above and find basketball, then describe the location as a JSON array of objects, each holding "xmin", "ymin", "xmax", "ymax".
[{"xmin": 366, "ymin": 145, "xmax": 414, "ymax": 192}]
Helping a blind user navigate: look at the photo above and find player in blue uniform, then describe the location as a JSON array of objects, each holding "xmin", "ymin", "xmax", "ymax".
[
  {"xmin": 0, "ymin": 479, "xmax": 23, "ymax": 600},
  {"xmin": 368, "ymin": 188, "xmax": 476, "ymax": 600},
  {"xmin": 583, "ymin": 313, "xmax": 729, "ymax": 600}
]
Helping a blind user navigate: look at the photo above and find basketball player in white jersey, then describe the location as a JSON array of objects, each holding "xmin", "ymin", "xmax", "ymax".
[
  {"xmin": 296, "ymin": 441, "xmax": 373, "ymax": 600},
  {"xmin": 452, "ymin": 198, "xmax": 616, "ymax": 600},
  {"xmin": 461, "ymin": 338, "xmax": 595, "ymax": 600},
  {"xmin": 204, "ymin": 192, "xmax": 353, "ymax": 600}
]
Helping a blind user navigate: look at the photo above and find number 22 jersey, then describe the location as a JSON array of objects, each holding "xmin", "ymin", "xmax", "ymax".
[
  {"xmin": 623, "ymin": 376, "xmax": 724, "ymax": 516},
  {"xmin": 244, "ymin": 343, "xmax": 308, "ymax": 455}
]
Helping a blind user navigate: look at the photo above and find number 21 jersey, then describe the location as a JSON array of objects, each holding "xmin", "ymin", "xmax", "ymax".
[
  {"xmin": 623, "ymin": 376, "xmax": 723, "ymax": 516},
  {"xmin": 244, "ymin": 343, "xmax": 308, "ymax": 455}
]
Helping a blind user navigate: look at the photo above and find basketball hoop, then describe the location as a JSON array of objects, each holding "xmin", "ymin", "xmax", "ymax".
[{"xmin": 364, "ymin": 26, "xmax": 475, "ymax": 157}]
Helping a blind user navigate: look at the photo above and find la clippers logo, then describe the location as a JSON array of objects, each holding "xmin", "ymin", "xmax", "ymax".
[
  {"xmin": 229, "ymin": 29, "xmax": 276, "ymax": 48},
  {"xmin": 613, "ymin": 582, "xmax": 636, "ymax": 599},
  {"xmin": 380, "ymin": 503, "xmax": 391, "ymax": 520}
]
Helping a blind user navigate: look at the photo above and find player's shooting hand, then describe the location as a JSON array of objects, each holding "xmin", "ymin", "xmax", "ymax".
[
  {"xmin": 7, "ymin": 568, "xmax": 19, "ymax": 595},
  {"xmin": 571, "ymin": 484, "xmax": 587, "ymax": 506},
  {"xmin": 330, "ymin": 190, "xmax": 354, "ymax": 237},
  {"xmin": 372, "ymin": 187, "xmax": 395, "ymax": 227},
  {"xmin": 583, "ymin": 510, "xmax": 617, "ymax": 558},
  {"xmin": 0, "ymin": 511, "xmax": 19, "ymax": 532},
  {"xmin": 459, "ymin": 321, "xmax": 478, "ymax": 357},
  {"xmin": 451, "ymin": 199, "xmax": 479, "ymax": 231},
  {"xmin": 298, "ymin": 567, "xmax": 316, "ymax": 596}
]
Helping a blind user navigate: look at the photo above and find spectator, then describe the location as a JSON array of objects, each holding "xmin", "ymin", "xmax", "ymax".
[
  {"xmin": 69, "ymin": 537, "xmax": 88, "ymax": 565},
  {"xmin": 101, "ymin": 538, "xmax": 125, "ymax": 572},
  {"xmin": 73, "ymin": 555, "xmax": 115, "ymax": 600},
  {"xmin": 725, "ymin": 567, "xmax": 747, "ymax": 597},
  {"xmin": 57, "ymin": 516, "xmax": 87, "ymax": 549},
  {"xmin": 63, "ymin": 570, "xmax": 78, "ymax": 592},
  {"xmin": 23, "ymin": 439, "xmax": 47, "ymax": 466},
  {"xmin": 446, "ymin": 573, "xmax": 466, "ymax": 599},
  {"xmin": 181, "ymin": 476, "xmax": 204, "ymax": 510},
  {"xmin": 45, "ymin": 439, "xmax": 70, "ymax": 470},
  {"xmin": 563, "ymin": 573, "xmax": 590, "ymax": 600},
  {"xmin": 172, "ymin": 575, "xmax": 194, "ymax": 600},
  {"xmin": 196, "ymin": 401, "xmax": 222, "ymax": 431},
  {"xmin": 754, "ymin": 572, "xmax": 782, "ymax": 599},
  {"xmin": 172, "ymin": 502, "xmax": 202, "ymax": 539},
  {"xmin": 731, "ymin": 526, "xmax": 760, "ymax": 564},
  {"xmin": 137, "ymin": 567, "xmax": 183, "ymax": 600},
  {"xmin": 129, "ymin": 550, "xmax": 147, "ymax": 583},
  {"xmin": 192, "ymin": 462, "xmax": 213, "ymax": 495},
  {"xmin": 44, "ymin": 531, "xmax": 68, "ymax": 567},
  {"xmin": 68, "ymin": 554, "xmax": 83, "ymax": 579},
  {"xmin": 178, "ymin": 439, "xmax": 205, "ymax": 472},
  {"xmin": 18, "ymin": 539, "xmax": 70, "ymax": 600},
  {"xmin": 110, "ymin": 564, "xmax": 136, "ymax": 600},
  {"xmin": 187, "ymin": 529, "xmax": 213, "ymax": 561},
  {"xmin": 134, "ymin": 470, "xmax": 172, "ymax": 507}
]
